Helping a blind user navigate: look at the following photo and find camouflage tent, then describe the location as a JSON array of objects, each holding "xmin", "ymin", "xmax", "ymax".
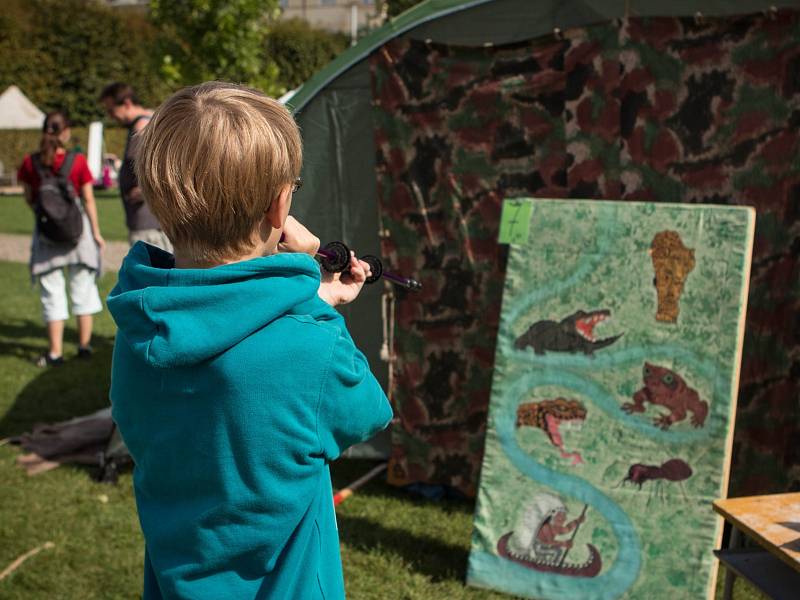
[{"xmin": 287, "ymin": 0, "xmax": 800, "ymax": 497}]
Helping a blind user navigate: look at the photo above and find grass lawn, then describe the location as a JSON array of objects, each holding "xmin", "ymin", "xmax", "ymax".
[
  {"xmin": 0, "ymin": 191, "xmax": 129, "ymax": 241},
  {"xmin": 0, "ymin": 260, "xmax": 765, "ymax": 599}
]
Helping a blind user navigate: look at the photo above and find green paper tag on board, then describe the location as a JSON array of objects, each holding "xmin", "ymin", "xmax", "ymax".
[{"xmin": 498, "ymin": 198, "xmax": 533, "ymax": 244}]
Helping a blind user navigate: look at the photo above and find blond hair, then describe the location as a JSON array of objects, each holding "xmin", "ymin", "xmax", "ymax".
[{"xmin": 135, "ymin": 82, "xmax": 302, "ymax": 263}]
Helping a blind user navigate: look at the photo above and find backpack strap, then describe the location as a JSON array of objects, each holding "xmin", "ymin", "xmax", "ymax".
[
  {"xmin": 125, "ymin": 115, "xmax": 152, "ymax": 150},
  {"xmin": 30, "ymin": 151, "xmax": 76, "ymax": 180},
  {"xmin": 30, "ymin": 152, "xmax": 48, "ymax": 179},
  {"xmin": 130, "ymin": 114, "xmax": 151, "ymax": 128},
  {"xmin": 58, "ymin": 151, "xmax": 77, "ymax": 179}
]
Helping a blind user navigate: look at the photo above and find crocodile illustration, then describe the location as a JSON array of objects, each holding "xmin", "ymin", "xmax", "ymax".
[
  {"xmin": 516, "ymin": 398, "xmax": 587, "ymax": 465},
  {"xmin": 497, "ymin": 493, "xmax": 601, "ymax": 578},
  {"xmin": 622, "ymin": 363, "xmax": 709, "ymax": 429},
  {"xmin": 514, "ymin": 309, "xmax": 623, "ymax": 355}
]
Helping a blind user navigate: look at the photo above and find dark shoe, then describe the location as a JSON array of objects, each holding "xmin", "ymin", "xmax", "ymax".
[
  {"xmin": 77, "ymin": 346, "xmax": 93, "ymax": 360},
  {"xmin": 35, "ymin": 353, "xmax": 64, "ymax": 368}
]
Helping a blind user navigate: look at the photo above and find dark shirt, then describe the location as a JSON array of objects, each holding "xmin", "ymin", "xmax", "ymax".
[{"xmin": 119, "ymin": 115, "xmax": 161, "ymax": 232}]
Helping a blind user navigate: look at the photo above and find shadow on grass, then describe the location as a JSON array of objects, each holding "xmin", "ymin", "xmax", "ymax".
[
  {"xmin": 331, "ymin": 460, "xmax": 476, "ymax": 582},
  {"xmin": 0, "ymin": 319, "xmax": 50, "ymax": 360},
  {"xmin": 330, "ymin": 459, "xmax": 476, "ymax": 517},
  {"xmin": 0, "ymin": 318, "xmax": 115, "ymax": 439},
  {"xmin": 338, "ymin": 513, "xmax": 470, "ymax": 583}
]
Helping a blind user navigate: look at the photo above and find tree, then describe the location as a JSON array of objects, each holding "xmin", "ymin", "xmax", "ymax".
[
  {"xmin": 0, "ymin": 9, "xmax": 54, "ymax": 114},
  {"xmin": 385, "ymin": 0, "xmax": 423, "ymax": 18},
  {"xmin": 265, "ymin": 19, "xmax": 348, "ymax": 91},
  {"xmin": 0, "ymin": 0, "xmax": 168, "ymax": 125},
  {"xmin": 150, "ymin": 0, "xmax": 282, "ymax": 95}
]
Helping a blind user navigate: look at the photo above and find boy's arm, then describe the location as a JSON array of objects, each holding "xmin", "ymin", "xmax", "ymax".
[
  {"xmin": 277, "ymin": 216, "xmax": 372, "ymax": 307},
  {"xmin": 316, "ymin": 328, "xmax": 393, "ymax": 461},
  {"xmin": 318, "ymin": 253, "xmax": 371, "ymax": 307},
  {"xmin": 278, "ymin": 216, "xmax": 320, "ymax": 255}
]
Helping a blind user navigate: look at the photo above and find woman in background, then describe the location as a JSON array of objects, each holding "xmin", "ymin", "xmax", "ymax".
[{"xmin": 17, "ymin": 110, "xmax": 105, "ymax": 367}]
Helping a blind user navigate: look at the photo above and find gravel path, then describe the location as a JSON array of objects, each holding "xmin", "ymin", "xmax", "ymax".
[{"xmin": 0, "ymin": 233, "xmax": 129, "ymax": 273}]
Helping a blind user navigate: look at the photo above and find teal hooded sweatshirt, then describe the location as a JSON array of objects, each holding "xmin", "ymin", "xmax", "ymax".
[{"xmin": 107, "ymin": 242, "xmax": 392, "ymax": 600}]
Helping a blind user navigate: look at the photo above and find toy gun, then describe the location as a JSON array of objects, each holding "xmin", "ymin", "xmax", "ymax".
[{"xmin": 316, "ymin": 241, "xmax": 421, "ymax": 291}]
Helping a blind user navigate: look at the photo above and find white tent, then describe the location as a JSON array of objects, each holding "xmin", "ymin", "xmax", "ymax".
[{"xmin": 0, "ymin": 85, "xmax": 45, "ymax": 129}]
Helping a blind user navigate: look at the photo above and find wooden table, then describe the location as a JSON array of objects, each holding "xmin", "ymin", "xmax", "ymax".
[{"xmin": 713, "ymin": 493, "xmax": 800, "ymax": 600}]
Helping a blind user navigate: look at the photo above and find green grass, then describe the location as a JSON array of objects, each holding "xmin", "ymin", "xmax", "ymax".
[
  {"xmin": 0, "ymin": 191, "xmax": 129, "ymax": 241},
  {"xmin": 0, "ymin": 260, "xmax": 766, "ymax": 599}
]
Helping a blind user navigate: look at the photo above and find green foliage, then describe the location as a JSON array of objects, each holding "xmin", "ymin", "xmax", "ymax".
[
  {"xmin": 0, "ymin": 128, "xmax": 128, "ymax": 182},
  {"xmin": 386, "ymin": 0, "xmax": 424, "ymax": 18},
  {"xmin": 0, "ymin": 0, "xmax": 344, "ymax": 121},
  {"xmin": 150, "ymin": 0, "xmax": 282, "ymax": 95},
  {"xmin": 265, "ymin": 19, "xmax": 349, "ymax": 90},
  {"xmin": 0, "ymin": 4, "xmax": 54, "ymax": 118},
  {"xmin": 0, "ymin": 0, "xmax": 168, "ymax": 125}
]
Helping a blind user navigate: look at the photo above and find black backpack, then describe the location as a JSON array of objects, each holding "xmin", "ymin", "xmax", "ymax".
[{"xmin": 31, "ymin": 152, "xmax": 84, "ymax": 245}]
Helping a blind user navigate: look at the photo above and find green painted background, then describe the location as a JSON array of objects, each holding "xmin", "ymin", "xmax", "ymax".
[{"xmin": 468, "ymin": 199, "xmax": 754, "ymax": 599}]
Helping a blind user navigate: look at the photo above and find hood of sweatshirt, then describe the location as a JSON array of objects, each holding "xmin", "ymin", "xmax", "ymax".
[{"xmin": 107, "ymin": 242, "xmax": 322, "ymax": 368}]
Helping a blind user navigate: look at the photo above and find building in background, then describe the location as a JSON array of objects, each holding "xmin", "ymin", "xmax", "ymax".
[
  {"xmin": 105, "ymin": 0, "xmax": 386, "ymax": 37},
  {"xmin": 280, "ymin": 0, "xmax": 385, "ymax": 37},
  {"xmin": 106, "ymin": 0, "xmax": 148, "ymax": 7}
]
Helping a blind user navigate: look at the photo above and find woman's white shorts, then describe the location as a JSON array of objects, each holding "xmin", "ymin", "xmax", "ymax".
[{"xmin": 38, "ymin": 265, "xmax": 102, "ymax": 323}]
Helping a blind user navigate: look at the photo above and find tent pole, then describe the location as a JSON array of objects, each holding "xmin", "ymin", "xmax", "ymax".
[{"xmin": 333, "ymin": 462, "xmax": 387, "ymax": 506}]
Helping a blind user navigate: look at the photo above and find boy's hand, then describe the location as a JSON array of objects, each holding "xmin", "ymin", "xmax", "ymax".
[
  {"xmin": 318, "ymin": 252, "xmax": 371, "ymax": 306},
  {"xmin": 278, "ymin": 216, "xmax": 320, "ymax": 256}
]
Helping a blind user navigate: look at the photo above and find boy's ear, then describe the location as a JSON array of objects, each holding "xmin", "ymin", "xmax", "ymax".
[{"xmin": 264, "ymin": 184, "xmax": 292, "ymax": 230}]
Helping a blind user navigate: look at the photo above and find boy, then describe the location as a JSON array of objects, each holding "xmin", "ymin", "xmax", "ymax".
[{"xmin": 107, "ymin": 82, "xmax": 393, "ymax": 599}]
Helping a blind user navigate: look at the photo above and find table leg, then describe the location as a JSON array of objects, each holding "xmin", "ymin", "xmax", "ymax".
[{"xmin": 722, "ymin": 527, "xmax": 741, "ymax": 600}]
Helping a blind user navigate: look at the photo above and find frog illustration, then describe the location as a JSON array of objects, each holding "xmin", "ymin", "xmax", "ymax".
[{"xmin": 622, "ymin": 363, "xmax": 708, "ymax": 429}]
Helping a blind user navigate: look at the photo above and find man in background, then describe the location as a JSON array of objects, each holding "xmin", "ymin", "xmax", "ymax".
[{"xmin": 99, "ymin": 82, "xmax": 172, "ymax": 252}]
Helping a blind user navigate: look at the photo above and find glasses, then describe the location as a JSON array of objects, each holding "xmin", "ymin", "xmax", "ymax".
[{"xmin": 291, "ymin": 177, "xmax": 303, "ymax": 194}]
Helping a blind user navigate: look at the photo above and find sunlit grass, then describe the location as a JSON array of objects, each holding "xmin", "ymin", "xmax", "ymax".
[{"xmin": 0, "ymin": 260, "xmax": 764, "ymax": 599}]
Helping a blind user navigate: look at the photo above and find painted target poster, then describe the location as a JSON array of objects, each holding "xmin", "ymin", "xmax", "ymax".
[{"xmin": 467, "ymin": 199, "xmax": 754, "ymax": 599}]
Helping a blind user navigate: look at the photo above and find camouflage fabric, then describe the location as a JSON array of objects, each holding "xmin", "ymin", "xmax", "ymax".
[
  {"xmin": 371, "ymin": 35, "xmax": 570, "ymax": 496},
  {"xmin": 370, "ymin": 10, "xmax": 800, "ymax": 497}
]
